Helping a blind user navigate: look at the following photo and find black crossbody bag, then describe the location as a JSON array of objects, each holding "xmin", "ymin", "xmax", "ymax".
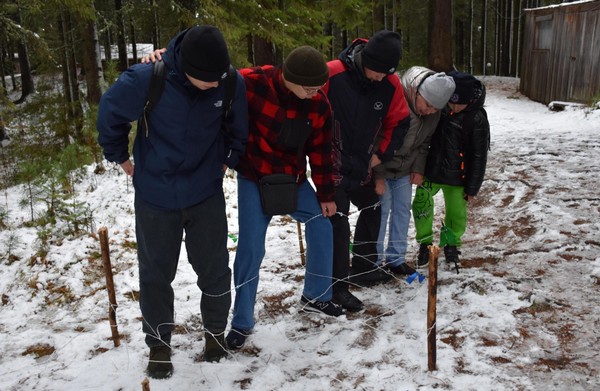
[{"xmin": 258, "ymin": 117, "xmax": 313, "ymax": 215}]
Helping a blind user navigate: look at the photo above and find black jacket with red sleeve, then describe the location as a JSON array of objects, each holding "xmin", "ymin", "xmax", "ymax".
[{"xmin": 322, "ymin": 38, "xmax": 410, "ymax": 191}]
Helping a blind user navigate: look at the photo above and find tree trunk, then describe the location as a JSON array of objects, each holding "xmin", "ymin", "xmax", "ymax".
[
  {"xmin": 428, "ymin": 0, "xmax": 453, "ymax": 72},
  {"xmin": 469, "ymin": 0, "xmax": 474, "ymax": 73},
  {"xmin": 58, "ymin": 13, "xmax": 74, "ymax": 119},
  {"xmin": 115, "ymin": 0, "xmax": 128, "ymax": 70},
  {"xmin": 481, "ymin": 0, "xmax": 488, "ymax": 75},
  {"xmin": 251, "ymin": 35, "xmax": 275, "ymax": 66},
  {"xmin": 14, "ymin": 41, "xmax": 35, "ymax": 104},
  {"xmin": 57, "ymin": 11, "xmax": 83, "ymax": 144},
  {"xmin": 13, "ymin": 6, "xmax": 34, "ymax": 104},
  {"xmin": 152, "ymin": 0, "xmax": 160, "ymax": 49},
  {"xmin": 515, "ymin": 0, "xmax": 523, "ymax": 77},
  {"xmin": 0, "ymin": 47, "xmax": 7, "ymax": 94},
  {"xmin": 66, "ymin": 13, "xmax": 84, "ymax": 140},
  {"xmin": 80, "ymin": 19, "xmax": 103, "ymax": 105},
  {"xmin": 0, "ymin": 113, "xmax": 7, "ymax": 143},
  {"xmin": 130, "ymin": 19, "xmax": 137, "ymax": 64},
  {"xmin": 495, "ymin": 0, "xmax": 501, "ymax": 75},
  {"xmin": 456, "ymin": 19, "xmax": 465, "ymax": 70}
]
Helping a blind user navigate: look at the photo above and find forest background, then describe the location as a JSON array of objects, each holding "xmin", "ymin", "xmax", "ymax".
[{"xmin": 0, "ymin": 0, "xmax": 571, "ymax": 245}]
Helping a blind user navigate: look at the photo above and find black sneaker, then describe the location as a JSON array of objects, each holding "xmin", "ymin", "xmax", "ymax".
[
  {"xmin": 300, "ymin": 295, "xmax": 343, "ymax": 317},
  {"xmin": 225, "ymin": 328, "xmax": 251, "ymax": 350},
  {"xmin": 416, "ymin": 243, "xmax": 431, "ymax": 268},
  {"xmin": 332, "ymin": 289, "xmax": 364, "ymax": 312},
  {"xmin": 146, "ymin": 346, "xmax": 173, "ymax": 379},
  {"xmin": 204, "ymin": 332, "xmax": 228, "ymax": 362},
  {"xmin": 389, "ymin": 262, "xmax": 416, "ymax": 276},
  {"xmin": 444, "ymin": 245, "xmax": 461, "ymax": 263},
  {"xmin": 444, "ymin": 245, "xmax": 461, "ymax": 274},
  {"xmin": 348, "ymin": 267, "xmax": 392, "ymax": 287}
]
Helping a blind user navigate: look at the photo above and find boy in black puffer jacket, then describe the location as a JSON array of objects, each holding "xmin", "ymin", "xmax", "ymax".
[{"xmin": 412, "ymin": 71, "xmax": 490, "ymax": 270}]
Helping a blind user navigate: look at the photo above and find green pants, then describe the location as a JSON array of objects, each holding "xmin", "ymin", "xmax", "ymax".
[{"xmin": 412, "ymin": 179, "xmax": 468, "ymax": 247}]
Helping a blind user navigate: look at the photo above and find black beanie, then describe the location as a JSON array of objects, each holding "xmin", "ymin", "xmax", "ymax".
[
  {"xmin": 179, "ymin": 26, "xmax": 230, "ymax": 82},
  {"xmin": 361, "ymin": 30, "xmax": 402, "ymax": 74},
  {"xmin": 283, "ymin": 46, "xmax": 329, "ymax": 87},
  {"xmin": 448, "ymin": 71, "xmax": 479, "ymax": 104}
]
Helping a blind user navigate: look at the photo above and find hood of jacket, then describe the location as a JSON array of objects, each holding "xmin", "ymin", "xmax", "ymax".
[
  {"xmin": 163, "ymin": 28, "xmax": 194, "ymax": 86},
  {"xmin": 460, "ymin": 80, "xmax": 486, "ymax": 114},
  {"xmin": 338, "ymin": 38, "xmax": 376, "ymax": 89},
  {"xmin": 401, "ymin": 66, "xmax": 437, "ymax": 114}
]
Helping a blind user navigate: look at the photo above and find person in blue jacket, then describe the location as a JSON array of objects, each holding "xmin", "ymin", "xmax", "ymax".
[{"xmin": 97, "ymin": 26, "xmax": 248, "ymax": 378}]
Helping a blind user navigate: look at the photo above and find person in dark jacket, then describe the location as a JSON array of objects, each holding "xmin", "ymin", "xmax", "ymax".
[
  {"xmin": 412, "ymin": 71, "xmax": 490, "ymax": 269},
  {"xmin": 224, "ymin": 46, "xmax": 342, "ymax": 351},
  {"xmin": 96, "ymin": 26, "xmax": 249, "ymax": 377},
  {"xmin": 322, "ymin": 30, "xmax": 411, "ymax": 311}
]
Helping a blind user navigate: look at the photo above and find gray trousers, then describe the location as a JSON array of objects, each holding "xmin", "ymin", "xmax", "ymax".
[{"xmin": 134, "ymin": 193, "xmax": 231, "ymax": 348}]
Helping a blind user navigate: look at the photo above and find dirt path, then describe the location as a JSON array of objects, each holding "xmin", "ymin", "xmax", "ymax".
[{"xmin": 463, "ymin": 80, "xmax": 600, "ymax": 389}]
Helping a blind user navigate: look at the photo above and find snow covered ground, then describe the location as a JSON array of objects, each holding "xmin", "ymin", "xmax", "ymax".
[{"xmin": 0, "ymin": 77, "xmax": 599, "ymax": 390}]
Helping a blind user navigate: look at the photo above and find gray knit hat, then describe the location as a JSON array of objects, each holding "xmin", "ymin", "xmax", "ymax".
[
  {"xmin": 283, "ymin": 46, "xmax": 329, "ymax": 87},
  {"xmin": 418, "ymin": 73, "xmax": 456, "ymax": 110}
]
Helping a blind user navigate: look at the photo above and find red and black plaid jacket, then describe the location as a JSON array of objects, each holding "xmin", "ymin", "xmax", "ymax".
[{"xmin": 236, "ymin": 65, "xmax": 335, "ymax": 203}]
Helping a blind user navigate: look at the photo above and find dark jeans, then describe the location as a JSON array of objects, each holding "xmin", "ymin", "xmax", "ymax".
[
  {"xmin": 330, "ymin": 184, "xmax": 381, "ymax": 293},
  {"xmin": 135, "ymin": 193, "xmax": 231, "ymax": 348}
]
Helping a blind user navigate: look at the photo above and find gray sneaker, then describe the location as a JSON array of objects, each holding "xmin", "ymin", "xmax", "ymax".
[{"xmin": 300, "ymin": 295, "xmax": 343, "ymax": 317}]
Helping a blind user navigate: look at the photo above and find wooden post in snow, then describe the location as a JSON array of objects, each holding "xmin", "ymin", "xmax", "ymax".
[
  {"xmin": 141, "ymin": 377, "xmax": 151, "ymax": 391},
  {"xmin": 427, "ymin": 244, "xmax": 441, "ymax": 371},
  {"xmin": 99, "ymin": 226, "xmax": 121, "ymax": 347},
  {"xmin": 297, "ymin": 221, "xmax": 306, "ymax": 266}
]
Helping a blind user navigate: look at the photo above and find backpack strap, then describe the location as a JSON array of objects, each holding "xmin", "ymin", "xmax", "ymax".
[
  {"xmin": 144, "ymin": 60, "xmax": 167, "ymax": 114},
  {"xmin": 222, "ymin": 64, "xmax": 237, "ymax": 120},
  {"xmin": 141, "ymin": 61, "xmax": 167, "ymax": 136}
]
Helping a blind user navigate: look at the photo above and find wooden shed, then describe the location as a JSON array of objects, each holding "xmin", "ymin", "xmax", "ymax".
[{"xmin": 520, "ymin": 0, "xmax": 600, "ymax": 105}]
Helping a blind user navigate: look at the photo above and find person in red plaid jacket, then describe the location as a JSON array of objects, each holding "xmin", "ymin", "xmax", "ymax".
[
  {"xmin": 226, "ymin": 46, "xmax": 344, "ymax": 350},
  {"xmin": 142, "ymin": 45, "xmax": 342, "ymax": 352}
]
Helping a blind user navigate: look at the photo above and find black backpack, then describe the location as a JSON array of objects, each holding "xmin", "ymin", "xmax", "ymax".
[{"xmin": 142, "ymin": 61, "xmax": 237, "ymax": 136}]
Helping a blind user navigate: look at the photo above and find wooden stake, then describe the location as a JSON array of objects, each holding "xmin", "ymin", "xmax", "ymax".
[
  {"xmin": 427, "ymin": 244, "xmax": 441, "ymax": 371},
  {"xmin": 141, "ymin": 377, "xmax": 151, "ymax": 391},
  {"xmin": 99, "ymin": 226, "xmax": 121, "ymax": 347},
  {"xmin": 297, "ymin": 221, "xmax": 306, "ymax": 266}
]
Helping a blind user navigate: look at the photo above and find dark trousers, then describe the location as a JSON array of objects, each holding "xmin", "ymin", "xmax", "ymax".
[
  {"xmin": 330, "ymin": 184, "xmax": 381, "ymax": 293},
  {"xmin": 135, "ymin": 193, "xmax": 231, "ymax": 348}
]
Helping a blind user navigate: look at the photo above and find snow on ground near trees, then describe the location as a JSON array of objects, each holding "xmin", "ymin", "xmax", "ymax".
[{"xmin": 0, "ymin": 77, "xmax": 599, "ymax": 390}]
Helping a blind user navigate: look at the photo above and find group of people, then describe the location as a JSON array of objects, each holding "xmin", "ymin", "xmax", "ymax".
[{"xmin": 96, "ymin": 25, "xmax": 490, "ymax": 379}]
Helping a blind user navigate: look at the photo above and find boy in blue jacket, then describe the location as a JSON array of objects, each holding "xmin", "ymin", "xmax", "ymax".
[{"xmin": 97, "ymin": 26, "xmax": 248, "ymax": 377}]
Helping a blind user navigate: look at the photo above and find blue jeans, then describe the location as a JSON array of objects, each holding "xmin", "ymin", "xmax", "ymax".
[
  {"xmin": 231, "ymin": 176, "xmax": 334, "ymax": 330},
  {"xmin": 376, "ymin": 176, "xmax": 412, "ymax": 268}
]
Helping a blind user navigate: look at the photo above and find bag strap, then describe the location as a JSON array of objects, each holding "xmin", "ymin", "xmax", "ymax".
[
  {"xmin": 140, "ymin": 61, "xmax": 167, "ymax": 136},
  {"xmin": 223, "ymin": 64, "xmax": 237, "ymax": 120},
  {"xmin": 144, "ymin": 60, "xmax": 167, "ymax": 115}
]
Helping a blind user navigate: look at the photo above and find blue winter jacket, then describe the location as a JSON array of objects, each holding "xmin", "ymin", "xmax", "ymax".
[{"xmin": 97, "ymin": 29, "xmax": 248, "ymax": 210}]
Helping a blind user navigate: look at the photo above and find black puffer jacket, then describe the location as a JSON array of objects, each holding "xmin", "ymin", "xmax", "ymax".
[{"xmin": 425, "ymin": 84, "xmax": 490, "ymax": 196}]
